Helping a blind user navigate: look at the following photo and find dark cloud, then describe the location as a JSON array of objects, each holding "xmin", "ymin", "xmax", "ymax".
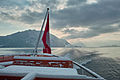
[
  {"xmin": 19, "ymin": 9, "xmax": 43, "ymax": 24},
  {"xmin": 52, "ymin": 0, "xmax": 120, "ymax": 28},
  {"xmin": 67, "ymin": 0, "xmax": 86, "ymax": 6},
  {"xmin": 0, "ymin": 0, "xmax": 30, "ymax": 9}
]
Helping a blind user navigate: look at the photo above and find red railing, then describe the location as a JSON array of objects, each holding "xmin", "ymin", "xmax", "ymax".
[
  {"xmin": 13, "ymin": 59, "xmax": 73, "ymax": 68},
  {"xmin": 0, "ymin": 54, "xmax": 32, "ymax": 62},
  {"xmin": 0, "ymin": 55, "xmax": 14, "ymax": 62}
]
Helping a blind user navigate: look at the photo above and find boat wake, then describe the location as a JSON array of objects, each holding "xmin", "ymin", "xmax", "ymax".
[{"xmin": 53, "ymin": 48, "xmax": 99, "ymax": 65}]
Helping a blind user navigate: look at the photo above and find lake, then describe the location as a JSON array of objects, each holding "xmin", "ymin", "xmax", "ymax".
[{"xmin": 0, "ymin": 47, "xmax": 120, "ymax": 80}]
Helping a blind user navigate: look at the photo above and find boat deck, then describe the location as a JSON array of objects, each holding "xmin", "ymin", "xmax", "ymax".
[{"xmin": 0, "ymin": 53, "xmax": 105, "ymax": 80}]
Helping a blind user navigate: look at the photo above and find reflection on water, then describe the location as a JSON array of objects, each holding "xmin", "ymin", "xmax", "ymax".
[{"xmin": 0, "ymin": 47, "xmax": 120, "ymax": 80}]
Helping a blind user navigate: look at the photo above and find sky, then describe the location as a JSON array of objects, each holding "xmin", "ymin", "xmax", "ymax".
[{"xmin": 0, "ymin": 0, "xmax": 120, "ymax": 47}]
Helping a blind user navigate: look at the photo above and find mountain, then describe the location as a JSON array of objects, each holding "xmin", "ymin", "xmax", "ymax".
[{"xmin": 0, "ymin": 30, "xmax": 70, "ymax": 47}]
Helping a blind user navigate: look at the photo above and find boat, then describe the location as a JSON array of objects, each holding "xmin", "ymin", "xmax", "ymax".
[{"xmin": 0, "ymin": 8, "xmax": 105, "ymax": 80}]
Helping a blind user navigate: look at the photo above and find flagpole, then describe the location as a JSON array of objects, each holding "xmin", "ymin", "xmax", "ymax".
[{"xmin": 34, "ymin": 8, "xmax": 49, "ymax": 54}]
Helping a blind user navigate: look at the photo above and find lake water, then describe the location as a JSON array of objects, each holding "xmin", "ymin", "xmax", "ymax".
[
  {"xmin": 80, "ymin": 47, "xmax": 120, "ymax": 80},
  {"xmin": 0, "ymin": 47, "xmax": 120, "ymax": 80}
]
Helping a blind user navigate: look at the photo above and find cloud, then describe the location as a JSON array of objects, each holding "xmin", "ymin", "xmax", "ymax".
[
  {"xmin": 0, "ymin": 0, "xmax": 120, "ymax": 39},
  {"xmin": 0, "ymin": 12, "xmax": 15, "ymax": 20},
  {"xmin": 0, "ymin": 0, "xmax": 30, "ymax": 9},
  {"xmin": 63, "ymin": 29, "xmax": 99, "ymax": 39},
  {"xmin": 0, "ymin": 0, "xmax": 65, "ymax": 24},
  {"xmin": 67, "ymin": 0, "xmax": 86, "ymax": 6},
  {"xmin": 18, "ymin": 9, "xmax": 43, "ymax": 24},
  {"xmin": 53, "ymin": 0, "xmax": 120, "ymax": 39},
  {"xmin": 52, "ymin": 0, "xmax": 120, "ymax": 28},
  {"xmin": 63, "ymin": 24, "xmax": 120, "ymax": 39},
  {"xmin": 86, "ymin": 0, "xmax": 98, "ymax": 4}
]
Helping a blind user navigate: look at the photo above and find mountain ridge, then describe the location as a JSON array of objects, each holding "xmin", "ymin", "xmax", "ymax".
[{"xmin": 0, "ymin": 30, "xmax": 70, "ymax": 47}]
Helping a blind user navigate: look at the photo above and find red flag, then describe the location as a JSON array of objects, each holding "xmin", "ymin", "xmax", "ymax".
[{"xmin": 42, "ymin": 13, "xmax": 51, "ymax": 54}]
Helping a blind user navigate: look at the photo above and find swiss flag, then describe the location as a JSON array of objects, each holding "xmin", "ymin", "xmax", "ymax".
[{"xmin": 42, "ymin": 13, "xmax": 51, "ymax": 54}]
